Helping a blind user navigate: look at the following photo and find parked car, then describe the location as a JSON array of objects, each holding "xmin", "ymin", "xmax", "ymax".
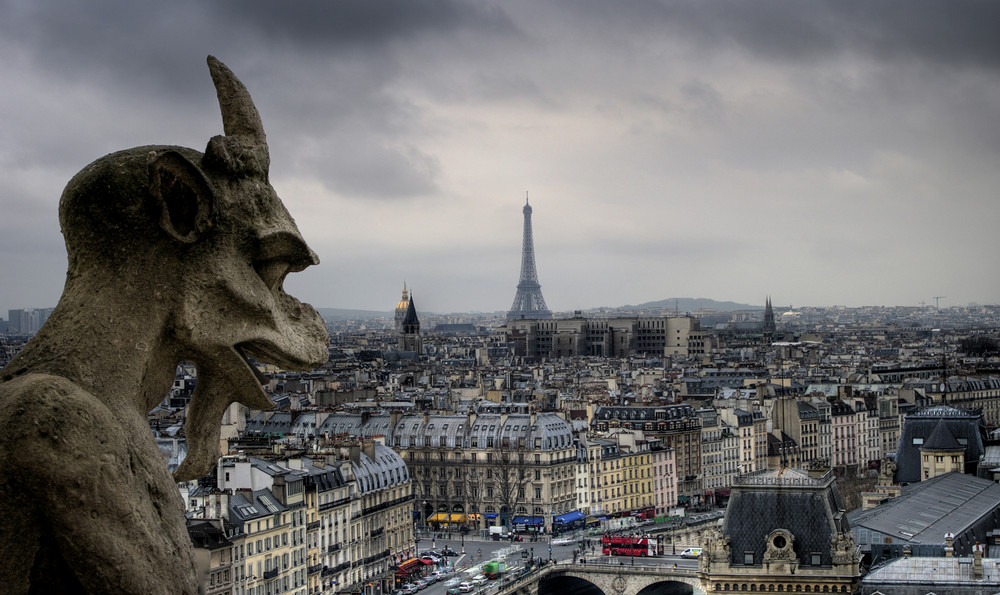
[
  {"xmin": 458, "ymin": 582, "xmax": 474, "ymax": 593},
  {"xmin": 423, "ymin": 574, "xmax": 437, "ymax": 585},
  {"xmin": 471, "ymin": 574, "xmax": 487, "ymax": 585},
  {"xmin": 440, "ymin": 547, "xmax": 459, "ymax": 556},
  {"xmin": 443, "ymin": 577, "xmax": 462, "ymax": 588},
  {"xmin": 400, "ymin": 584, "xmax": 418, "ymax": 595},
  {"xmin": 680, "ymin": 548, "xmax": 703, "ymax": 559},
  {"xmin": 413, "ymin": 578, "xmax": 428, "ymax": 590},
  {"xmin": 446, "ymin": 589, "xmax": 461, "ymax": 595}
]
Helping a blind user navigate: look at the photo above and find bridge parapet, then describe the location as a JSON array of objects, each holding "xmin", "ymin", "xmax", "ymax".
[{"xmin": 497, "ymin": 562, "xmax": 705, "ymax": 595}]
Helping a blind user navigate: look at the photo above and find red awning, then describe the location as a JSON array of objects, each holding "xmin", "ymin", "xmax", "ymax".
[{"xmin": 395, "ymin": 558, "xmax": 426, "ymax": 576}]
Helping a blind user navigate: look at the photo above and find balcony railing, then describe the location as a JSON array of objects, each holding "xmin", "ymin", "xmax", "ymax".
[
  {"xmin": 361, "ymin": 493, "xmax": 414, "ymax": 517},
  {"xmin": 263, "ymin": 568, "xmax": 278, "ymax": 580},
  {"xmin": 319, "ymin": 496, "xmax": 352, "ymax": 512}
]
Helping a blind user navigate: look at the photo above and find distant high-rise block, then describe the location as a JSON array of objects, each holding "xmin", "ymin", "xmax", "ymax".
[
  {"xmin": 6, "ymin": 308, "xmax": 53, "ymax": 334},
  {"xmin": 507, "ymin": 194, "xmax": 552, "ymax": 321}
]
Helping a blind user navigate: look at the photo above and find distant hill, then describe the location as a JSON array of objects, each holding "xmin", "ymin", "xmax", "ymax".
[
  {"xmin": 621, "ymin": 297, "xmax": 759, "ymax": 312},
  {"xmin": 316, "ymin": 307, "xmax": 391, "ymax": 321}
]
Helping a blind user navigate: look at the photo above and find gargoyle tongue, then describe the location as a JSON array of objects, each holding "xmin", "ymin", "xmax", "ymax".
[{"xmin": 172, "ymin": 346, "xmax": 272, "ymax": 481}]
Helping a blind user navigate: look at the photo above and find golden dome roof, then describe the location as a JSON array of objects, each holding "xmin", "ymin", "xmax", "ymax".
[{"xmin": 395, "ymin": 284, "xmax": 410, "ymax": 312}]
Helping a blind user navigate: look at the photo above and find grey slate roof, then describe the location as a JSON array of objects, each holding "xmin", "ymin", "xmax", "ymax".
[
  {"xmin": 923, "ymin": 418, "xmax": 962, "ymax": 451},
  {"xmin": 351, "ymin": 443, "xmax": 409, "ymax": 495},
  {"xmin": 722, "ymin": 468, "xmax": 847, "ymax": 567},
  {"xmin": 894, "ymin": 405, "xmax": 987, "ymax": 483},
  {"xmin": 390, "ymin": 412, "xmax": 573, "ymax": 450},
  {"xmin": 797, "ymin": 400, "xmax": 819, "ymax": 419},
  {"xmin": 591, "ymin": 404, "xmax": 698, "ymax": 424},
  {"xmin": 245, "ymin": 411, "xmax": 294, "ymax": 435},
  {"xmin": 316, "ymin": 413, "xmax": 392, "ymax": 438},
  {"xmin": 848, "ymin": 472, "xmax": 1000, "ymax": 548},
  {"xmin": 860, "ymin": 554, "xmax": 1000, "ymax": 595},
  {"xmin": 228, "ymin": 488, "xmax": 288, "ymax": 527}
]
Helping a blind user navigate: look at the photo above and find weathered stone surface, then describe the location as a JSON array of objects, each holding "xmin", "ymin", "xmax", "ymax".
[{"xmin": 0, "ymin": 56, "xmax": 328, "ymax": 594}]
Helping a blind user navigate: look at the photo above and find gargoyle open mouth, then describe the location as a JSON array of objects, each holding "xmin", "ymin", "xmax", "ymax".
[{"xmin": 234, "ymin": 343, "xmax": 270, "ymax": 386}]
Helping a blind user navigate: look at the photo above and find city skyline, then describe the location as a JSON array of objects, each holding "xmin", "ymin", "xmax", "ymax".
[{"xmin": 2, "ymin": 1, "xmax": 1000, "ymax": 316}]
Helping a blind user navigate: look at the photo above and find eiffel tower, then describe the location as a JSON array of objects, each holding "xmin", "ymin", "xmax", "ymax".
[{"xmin": 507, "ymin": 194, "xmax": 552, "ymax": 321}]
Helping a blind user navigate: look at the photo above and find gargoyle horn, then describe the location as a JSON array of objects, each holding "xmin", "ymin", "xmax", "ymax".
[{"xmin": 207, "ymin": 55, "xmax": 266, "ymax": 143}]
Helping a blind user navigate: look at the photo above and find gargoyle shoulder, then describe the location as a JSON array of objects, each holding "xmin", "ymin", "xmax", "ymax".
[{"xmin": 0, "ymin": 373, "xmax": 122, "ymax": 477}]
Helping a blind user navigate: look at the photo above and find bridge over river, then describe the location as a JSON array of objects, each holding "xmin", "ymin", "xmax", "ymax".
[{"xmin": 496, "ymin": 561, "xmax": 705, "ymax": 595}]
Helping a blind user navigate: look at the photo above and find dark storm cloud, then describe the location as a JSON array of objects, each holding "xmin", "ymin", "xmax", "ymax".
[
  {"xmin": 0, "ymin": 0, "xmax": 515, "ymax": 78},
  {"xmin": 3, "ymin": 0, "xmax": 1000, "ymax": 313},
  {"xmin": 1, "ymin": 0, "xmax": 517, "ymax": 201},
  {"xmin": 554, "ymin": 0, "xmax": 1000, "ymax": 70},
  {"xmin": 206, "ymin": 0, "xmax": 514, "ymax": 47}
]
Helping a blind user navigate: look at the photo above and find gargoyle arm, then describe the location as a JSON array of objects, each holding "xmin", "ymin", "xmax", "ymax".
[{"xmin": 6, "ymin": 374, "xmax": 199, "ymax": 594}]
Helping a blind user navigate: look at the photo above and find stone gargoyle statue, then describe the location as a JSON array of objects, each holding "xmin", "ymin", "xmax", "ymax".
[{"xmin": 0, "ymin": 57, "xmax": 328, "ymax": 594}]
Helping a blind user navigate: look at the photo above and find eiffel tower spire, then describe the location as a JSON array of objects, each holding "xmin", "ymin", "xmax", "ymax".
[{"xmin": 507, "ymin": 193, "xmax": 552, "ymax": 321}]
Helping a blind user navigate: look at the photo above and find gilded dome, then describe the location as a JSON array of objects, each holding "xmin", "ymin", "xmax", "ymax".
[{"xmin": 395, "ymin": 285, "xmax": 410, "ymax": 313}]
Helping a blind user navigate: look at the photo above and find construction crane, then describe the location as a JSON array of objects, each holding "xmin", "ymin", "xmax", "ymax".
[{"xmin": 932, "ymin": 296, "xmax": 946, "ymax": 309}]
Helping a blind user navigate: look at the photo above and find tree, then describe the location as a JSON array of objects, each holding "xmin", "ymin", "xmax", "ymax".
[
  {"xmin": 490, "ymin": 442, "xmax": 531, "ymax": 532},
  {"xmin": 959, "ymin": 336, "xmax": 1000, "ymax": 357},
  {"xmin": 463, "ymin": 461, "xmax": 486, "ymax": 532}
]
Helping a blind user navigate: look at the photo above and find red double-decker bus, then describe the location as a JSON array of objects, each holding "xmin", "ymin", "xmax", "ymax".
[{"xmin": 601, "ymin": 534, "xmax": 663, "ymax": 557}]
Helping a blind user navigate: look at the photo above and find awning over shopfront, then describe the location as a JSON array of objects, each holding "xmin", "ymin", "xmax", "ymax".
[
  {"xmin": 553, "ymin": 510, "xmax": 585, "ymax": 524},
  {"xmin": 394, "ymin": 558, "xmax": 429, "ymax": 577},
  {"xmin": 511, "ymin": 516, "xmax": 544, "ymax": 526},
  {"xmin": 428, "ymin": 513, "xmax": 468, "ymax": 523}
]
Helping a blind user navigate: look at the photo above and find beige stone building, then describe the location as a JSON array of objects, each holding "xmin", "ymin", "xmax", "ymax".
[
  {"xmin": 189, "ymin": 440, "xmax": 412, "ymax": 595},
  {"xmin": 591, "ymin": 405, "xmax": 704, "ymax": 502},
  {"xmin": 390, "ymin": 410, "xmax": 577, "ymax": 534},
  {"xmin": 499, "ymin": 313, "xmax": 706, "ymax": 359}
]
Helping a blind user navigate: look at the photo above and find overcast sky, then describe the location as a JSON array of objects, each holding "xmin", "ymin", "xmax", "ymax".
[{"xmin": 3, "ymin": 1, "xmax": 999, "ymax": 317}]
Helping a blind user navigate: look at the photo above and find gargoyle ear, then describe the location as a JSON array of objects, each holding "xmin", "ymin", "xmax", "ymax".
[{"xmin": 149, "ymin": 150, "xmax": 215, "ymax": 243}]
